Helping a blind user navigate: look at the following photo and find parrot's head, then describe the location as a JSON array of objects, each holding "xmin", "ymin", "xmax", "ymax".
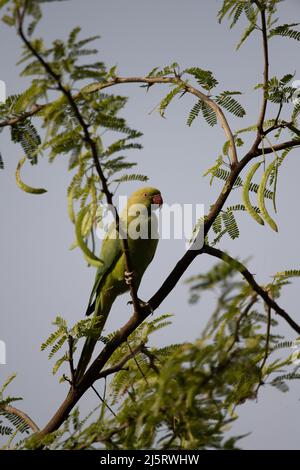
[{"xmin": 128, "ymin": 187, "xmax": 163, "ymax": 211}]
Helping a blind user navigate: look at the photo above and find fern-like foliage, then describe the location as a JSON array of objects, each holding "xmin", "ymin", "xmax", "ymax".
[
  {"xmin": 259, "ymin": 74, "xmax": 296, "ymax": 105},
  {"xmin": 41, "ymin": 315, "xmax": 101, "ymax": 380},
  {"xmin": 159, "ymin": 85, "xmax": 185, "ymax": 118},
  {"xmin": 187, "ymin": 100, "xmax": 218, "ymax": 128},
  {"xmin": 216, "ymin": 91, "xmax": 245, "ymax": 118},
  {"xmin": 218, "ymin": 1, "xmax": 285, "ymax": 50},
  {"xmin": 0, "ymin": 374, "xmax": 32, "ymax": 447},
  {"xmin": 218, "ymin": 0, "xmax": 259, "ymax": 49},
  {"xmin": 269, "ymin": 23, "xmax": 300, "ymax": 42},
  {"xmin": 222, "ymin": 210, "xmax": 240, "ymax": 240},
  {"xmin": 273, "ymin": 269, "xmax": 300, "ymax": 280},
  {"xmin": 201, "ymin": 100, "xmax": 218, "ymax": 127},
  {"xmin": 114, "ymin": 173, "xmax": 149, "ymax": 183},
  {"xmin": 185, "ymin": 67, "xmax": 219, "ymax": 91},
  {"xmin": 11, "ymin": 118, "xmax": 41, "ymax": 164},
  {"xmin": 186, "ymin": 99, "xmax": 202, "ymax": 127}
]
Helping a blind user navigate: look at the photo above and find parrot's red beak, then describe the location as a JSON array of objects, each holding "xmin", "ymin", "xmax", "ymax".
[{"xmin": 152, "ymin": 193, "xmax": 163, "ymax": 207}]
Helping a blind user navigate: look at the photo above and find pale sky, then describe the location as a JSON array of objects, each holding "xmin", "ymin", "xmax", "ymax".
[{"xmin": 1, "ymin": 0, "xmax": 300, "ymax": 449}]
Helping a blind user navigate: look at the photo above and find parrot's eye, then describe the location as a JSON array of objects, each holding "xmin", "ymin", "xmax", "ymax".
[{"xmin": 144, "ymin": 192, "xmax": 148, "ymax": 197}]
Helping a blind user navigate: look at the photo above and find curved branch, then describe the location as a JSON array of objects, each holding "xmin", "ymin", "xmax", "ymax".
[
  {"xmin": 0, "ymin": 75, "xmax": 238, "ymax": 166},
  {"xmin": 93, "ymin": 76, "xmax": 238, "ymax": 165},
  {"xmin": 1, "ymin": 405, "xmax": 40, "ymax": 434},
  {"xmin": 0, "ymin": 105, "xmax": 44, "ymax": 128},
  {"xmin": 98, "ymin": 342, "xmax": 144, "ymax": 379},
  {"xmin": 256, "ymin": 6, "xmax": 269, "ymax": 136},
  {"xmin": 258, "ymin": 139, "xmax": 300, "ymax": 156}
]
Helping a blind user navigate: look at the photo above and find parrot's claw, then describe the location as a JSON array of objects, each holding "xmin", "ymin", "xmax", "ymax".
[
  {"xmin": 125, "ymin": 270, "xmax": 134, "ymax": 285},
  {"xmin": 144, "ymin": 301, "xmax": 154, "ymax": 315},
  {"xmin": 127, "ymin": 298, "xmax": 154, "ymax": 314}
]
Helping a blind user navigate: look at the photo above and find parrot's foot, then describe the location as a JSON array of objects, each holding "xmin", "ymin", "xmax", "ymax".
[
  {"xmin": 127, "ymin": 298, "xmax": 154, "ymax": 314},
  {"xmin": 125, "ymin": 270, "xmax": 134, "ymax": 285}
]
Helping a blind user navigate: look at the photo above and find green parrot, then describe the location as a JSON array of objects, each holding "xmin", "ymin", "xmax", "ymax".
[{"xmin": 75, "ymin": 187, "xmax": 163, "ymax": 380}]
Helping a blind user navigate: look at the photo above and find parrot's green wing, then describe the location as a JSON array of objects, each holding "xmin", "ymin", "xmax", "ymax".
[{"xmin": 85, "ymin": 223, "xmax": 122, "ymax": 316}]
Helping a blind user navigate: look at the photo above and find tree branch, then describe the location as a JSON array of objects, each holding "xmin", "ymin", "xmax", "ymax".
[
  {"xmin": 260, "ymin": 303, "xmax": 272, "ymax": 372},
  {"xmin": 92, "ymin": 76, "xmax": 238, "ymax": 166},
  {"xmin": 0, "ymin": 405, "xmax": 40, "ymax": 434},
  {"xmin": 68, "ymin": 335, "xmax": 75, "ymax": 385},
  {"xmin": 258, "ymin": 139, "xmax": 300, "ymax": 155},
  {"xmin": 202, "ymin": 245, "xmax": 300, "ymax": 335},
  {"xmin": 98, "ymin": 342, "xmax": 144, "ymax": 379},
  {"xmin": 1, "ymin": 76, "xmax": 238, "ymax": 167},
  {"xmin": 256, "ymin": 5, "xmax": 269, "ymax": 137},
  {"xmin": 0, "ymin": 105, "xmax": 44, "ymax": 128},
  {"xmin": 91, "ymin": 385, "xmax": 116, "ymax": 418},
  {"xmin": 141, "ymin": 345, "xmax": 160, "ymax": 374},
  {"xmin": 227, "ymin": 295, "xmax": 258, "ymax": 353}
]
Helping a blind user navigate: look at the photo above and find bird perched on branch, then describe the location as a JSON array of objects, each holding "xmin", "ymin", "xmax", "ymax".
[{"xmin": 76, "ymin": 187, "xmax": 163, "ymax": 379}]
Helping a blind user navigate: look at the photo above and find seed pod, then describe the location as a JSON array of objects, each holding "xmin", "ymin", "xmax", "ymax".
[
  {"xmin": 67, "ymin": 187, "xmax": 76, "ymax": 224},
  {"xmin": 75, "ymin": 206, "xmax": 103, "ymax": 268},
  {"xmin": 242, "ymin": 161, "xmax": 264, "ymax": 226},
  {"xmin": 16, "ymin": 158, "xmax": 47, "ymax": 195},
  {"xmin": 258, "ymin": 160, "xmax": 278, "ymax": 232}
]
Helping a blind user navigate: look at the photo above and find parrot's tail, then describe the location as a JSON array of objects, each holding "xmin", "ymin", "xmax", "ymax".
[
  {"xmin": 85, "ymin": 299, "xmax": 95, "ymax": 317},
  {"xmin": 74, "ymin": 336, "xmax": 98, "ymax": 382},
  {"xmin": 75, "ymin": 293, "xmax": 113, "ymax": 382}
]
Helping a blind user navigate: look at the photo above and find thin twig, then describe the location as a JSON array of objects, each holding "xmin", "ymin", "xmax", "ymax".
[
  {"xmin": 260, "ymin": 304, "xmax": 272, "ymax": 372},
  {"xmin": 256, "ymin": 6, "xmax": 269, "ymax": 137},
  {"xmin": 274, "ymin": 102, "xmax": 283, "ymax": 127},
  {"xmin": 91, "ymin": 385, "xmax": 116, "ymax": 418},
  {"xmin": 98, "ymin": 342, "xmax": 144, "ymax": 379},
  {"xmin": 255, "ymin": 303, "xmax": 272, "ymax": 396},
  {"xmin": 259, "ymin": 138, "xmax": 300, "ymax": 155},
  {"xmin": 68, "ymin": 335, "xmax": 75, "ymax": 385},
  {"xmin": 227, "ymin": 295, "xmax": 258, "ymax": 353},
  {"xmin": 126, "ymin": 340, "xmax": 149, "ymax": 385},
  {"xmin": 94, "ymin": 76, "xmax": 238, "ymax": 166},
  {"xmin": 141, "ymin": 346, "xmax": 160, "ymax": 374},
  {"xmin": 202, "ymin": 245, "xmax": 300, "ymax": 335}
]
